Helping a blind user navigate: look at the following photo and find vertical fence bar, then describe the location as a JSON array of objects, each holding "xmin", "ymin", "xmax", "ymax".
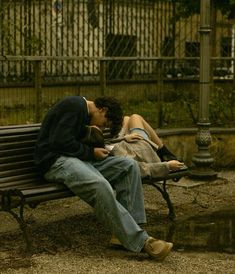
[
  {"xmin": 100, "ymin": 59, "xmax": 106, "ymax": 96},
  {"xmin": 157, "ymin": 59, "xmax": 163, "ymax": 128},
  {"xmin": 34, "ymin": 61, "xmax": 42, "ymax": 123},
  {"xmin": 0, "ymin": 0, "xmax": 2, "ymax": 61}
]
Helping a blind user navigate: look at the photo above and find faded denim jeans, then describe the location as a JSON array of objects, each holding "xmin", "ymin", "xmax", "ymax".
[{"xmin": 44, "ymin": 155, "xmax": 149, "ymax": 252}]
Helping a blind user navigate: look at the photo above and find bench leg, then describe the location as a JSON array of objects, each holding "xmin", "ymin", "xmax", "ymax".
[
  {"xmin": 149, "ymin": 180, "xmax": 176, "ymax": 220},
  {"xmin": 2, "ymin": 191, "xmax": 33, "ymax": 253},
  {"xmin": 7, "ymin": 205, "xmax": 33, "ymax": 254}
]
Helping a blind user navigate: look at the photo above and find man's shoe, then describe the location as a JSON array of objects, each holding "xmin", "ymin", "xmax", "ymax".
[{"xmin": 143, "ymin": 237, "xmax": 173, "ymax": 260}]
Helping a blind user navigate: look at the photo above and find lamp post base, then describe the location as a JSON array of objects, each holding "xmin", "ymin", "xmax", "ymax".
[
  {"xmin": 191, "ymin": 122, "xmax": 217, "ymax": 180},
  {"xmin": 189, "ymin": 168, "xmax": 217, "ymax": 180}
]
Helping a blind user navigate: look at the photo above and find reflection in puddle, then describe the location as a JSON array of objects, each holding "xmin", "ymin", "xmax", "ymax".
[{"xmin": 148, "ymin": 209, "xmax": 235, "ymax": 253}]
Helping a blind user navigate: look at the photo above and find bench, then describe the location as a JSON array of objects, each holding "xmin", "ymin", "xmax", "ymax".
[{"xmin": 0, "ymin": 124, "xmax": 189, "ymax": 252}]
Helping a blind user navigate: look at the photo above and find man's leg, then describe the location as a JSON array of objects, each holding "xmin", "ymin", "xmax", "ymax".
[
  {"xmin": 44, "ymin": 156, "xmax": 148, "ymax": 252},
  {"xmin": 93, "ymin": 155, "xmax": 146, "ymax": 224}
]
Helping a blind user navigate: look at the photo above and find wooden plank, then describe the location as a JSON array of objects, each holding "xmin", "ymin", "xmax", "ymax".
[
  {"xmin": 0, "ymin": 133, "xmax": 38, "ymax": 143},
  {"xmin": 25, "ymin": 191, "xmax": 74, "ymax": 206},
  {"xmin": 0, "ymin": 179, "xmax": 45, "ymax": 191},
  {"xmin": 0, "ymin": 147, "xmax": 34, "ymax": 158},
  {"xmin": 0, "ymin": 166, "xmax": 37, "ymax": 178},
  {"xmin": 0, "ymin": 140, "xmax": 36, "ymax": 150},
  {"xmin": 0, "ymin": 153, "xmax": 34, "ymax": 164},
  {"xmin": 0, "ymin": 127, "xmax": 39, "ymax": 134},
  {"xmin": 0, "ymin": 160, "xmax": 35, "ymax": 172},
  {"xmin": 0, "ymin": 173, "xmax": 39, "ymax": 185}
]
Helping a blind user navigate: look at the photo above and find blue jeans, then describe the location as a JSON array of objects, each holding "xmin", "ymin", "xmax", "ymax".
[{"xmin": 44, "ymin": 155, "xmax": 149, "ymax": 252}]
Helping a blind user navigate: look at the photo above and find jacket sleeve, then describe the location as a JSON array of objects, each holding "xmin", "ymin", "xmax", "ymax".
[{"xmin": 48, "ymin": 112, "xmax": 95, "ymax": 161}]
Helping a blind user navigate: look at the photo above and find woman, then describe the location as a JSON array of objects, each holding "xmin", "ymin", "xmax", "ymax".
[
  {"xmin": 108, "ymin": 114, "xmax": 185, "ymax": 179},
  {"xmin": 83, "ymin": 114, "xmax": 185, "ymax": 179}
]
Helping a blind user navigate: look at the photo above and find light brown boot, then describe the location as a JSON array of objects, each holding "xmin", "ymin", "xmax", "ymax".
[{"xmin": 143, "ymin": 237, "xmax": 173, "ymax": 260}]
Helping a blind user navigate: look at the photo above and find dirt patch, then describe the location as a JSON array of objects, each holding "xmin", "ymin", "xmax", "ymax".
[{"xmin": 0, "ymin": 170, "xmax": 235, "ymax": 273}]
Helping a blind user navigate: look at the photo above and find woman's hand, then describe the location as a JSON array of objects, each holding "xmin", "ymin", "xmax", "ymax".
[
  {"xmin": 167, "ymin": 160, "xmax": 184, "ymax": 171},
  {"xmin": 94, "ymin": 148, "xmax": 109, "ymax": 160},
  {"xmin": 124, "ymin": 133, "xmax": 143, "ymax": 142}
]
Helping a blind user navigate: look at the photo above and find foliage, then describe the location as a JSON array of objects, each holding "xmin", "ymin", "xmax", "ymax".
[
  {"xmin": 1, "ymin": 86, "xmax": 235, "ymax": 128},
  {"xmin": 0, "ymin": 2, "xmax": 43, "ymax": 56},
  {"xmin": 174, "ymin": 0, "xmax": 233, "ymax": 20},
  {"xmin": 209, "ymin": 86, "xmax": 235, "ymax": 126}
]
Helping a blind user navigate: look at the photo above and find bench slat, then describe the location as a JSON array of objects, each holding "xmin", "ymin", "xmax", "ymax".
[
  {"xmin": 0, "ymin": 133, "xmax": 38, "ymax": 143},
  {"xmin": 0, "ymin": 173, "xmax": 38, "ymax": 184},
  {"xmin": 1, "ymin": 182, "xmax": 65, "ymax": 193},
  {"xmin": 0, "ymin": 147, "xmax": 34, "ymax": 158},
  {"xmin": 24, "ymin": 191, "xmax": 74, "ymax": 205},
  {"xmin": 0, "ymin": 125, "xmax": 40, "ymax": 136},
  {"xmin": 0, "ymin": 166, "xmax": 37, "ymax": 178},
  {"xmin": 0, "ymin": 160, "xmax": 35, "ymax": 172},
  {"xmin": 21, "ymin": 183, "xmax": 68, "ymax": 196},
  {"xmin": 0, "ymin": 178, "xmax": 43, "ymax": 190},
  {"xmin": 0, "ymin": 153, "xmax": 34, "ymax": 164},
  {"xmin": 0, "ymin": 140, "xmax": 36, "ymax": 150}
]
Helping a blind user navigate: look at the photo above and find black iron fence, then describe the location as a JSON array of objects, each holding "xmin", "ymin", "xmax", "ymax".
[
  {"xmin": 2, "ymin": 0, "xmax": 233, "ymax": 82},
  {"xmin": 0, "ymin": 0, "xmax": 234, "ymax": 127}
]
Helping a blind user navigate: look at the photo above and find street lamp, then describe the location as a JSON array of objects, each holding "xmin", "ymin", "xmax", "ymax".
[{"xmin": 190, "ymin": 0, "xmax": 217, "ymax": 179}]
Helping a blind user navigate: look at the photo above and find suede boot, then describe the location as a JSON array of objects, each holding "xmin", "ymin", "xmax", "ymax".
[
  {"xmin": 157, "ymin": 145, "xmax": 177, "ymax": 162},
  {"xmin": 143, "ymin": 237, "xmax": 173, "ymax": 260}
]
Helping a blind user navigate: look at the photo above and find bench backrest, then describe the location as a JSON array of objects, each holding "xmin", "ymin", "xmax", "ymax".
[
  {"xmin": 0, "ymin": 125, "xmax": 112, "ymax": 192},
  {"xmin": 0, "ymin": 124, "xmax": 41, "ymax": 191}
]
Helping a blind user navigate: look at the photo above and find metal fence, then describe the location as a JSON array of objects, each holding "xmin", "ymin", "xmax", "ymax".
[{"xmin": 0, "ymin": 0, "xmax": 234, "ymax": 127}]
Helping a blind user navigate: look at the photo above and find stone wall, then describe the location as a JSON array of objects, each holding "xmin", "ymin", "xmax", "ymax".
[{"xmin": 158, "ymin": 128, "xmax": 235, "ymax": 168}]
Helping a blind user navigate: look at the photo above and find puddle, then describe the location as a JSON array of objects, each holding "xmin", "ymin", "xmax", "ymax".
[{"xmin": 148, "ymin": 208, "xmax": 235, "ymax": 253}]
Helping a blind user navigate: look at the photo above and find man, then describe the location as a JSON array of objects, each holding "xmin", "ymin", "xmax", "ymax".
[{"xmin": 35, "ymin": 95, "xmax": 173, "ymax": 260}]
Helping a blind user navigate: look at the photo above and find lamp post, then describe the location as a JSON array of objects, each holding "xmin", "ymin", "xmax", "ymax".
[{"xmin": 190, "ymin": 0, "xmax": 217, "ymax": 179}]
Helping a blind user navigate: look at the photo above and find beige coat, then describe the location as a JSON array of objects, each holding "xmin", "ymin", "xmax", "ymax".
[{"xmin": 111, "ymin": 139, "xmax": 169, "ymax": 179}]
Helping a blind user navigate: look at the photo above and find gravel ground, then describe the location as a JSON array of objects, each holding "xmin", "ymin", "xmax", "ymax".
[{"xmin": 0, "ymin": 170, "xmax": 235, "ymax": 274}]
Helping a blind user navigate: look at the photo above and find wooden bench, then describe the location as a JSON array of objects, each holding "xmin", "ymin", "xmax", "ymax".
[{"xmin": 0, "ymin": 124, "xmax": 189, "ymax": 252}]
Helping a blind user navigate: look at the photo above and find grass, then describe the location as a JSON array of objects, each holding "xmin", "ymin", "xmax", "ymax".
[{"xmin": 1, "ymin": 86, "xmax": 235, "ymax": 128}]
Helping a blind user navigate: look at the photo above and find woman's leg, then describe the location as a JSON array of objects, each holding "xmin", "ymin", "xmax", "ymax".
[
  {"xmin": 128, "ymin": 114, "xmax": 163, "ymax": 147},
  {"xmin": 128, "ymin": 114, "xmax": 177, "ymax": 161}
]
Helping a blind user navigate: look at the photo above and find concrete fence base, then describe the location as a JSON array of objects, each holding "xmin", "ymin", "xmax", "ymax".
[{"xmin": 158, "ymin": 128, "xmax": 235, "ymax": 168}]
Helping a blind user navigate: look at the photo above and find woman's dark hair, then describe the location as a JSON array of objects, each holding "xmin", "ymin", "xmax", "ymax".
[
  {"xmin": 94, "ymin": 96, "xmax": 123, "ymax": 136},
  {"xmin": 81, "ymin": 126, "xmax": 105, "ymax": 148}
]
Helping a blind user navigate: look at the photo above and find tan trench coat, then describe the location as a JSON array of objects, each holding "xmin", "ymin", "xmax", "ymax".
[{"xmin": 111, "ymin": 139, "xmax": 170, "ymax": 179}]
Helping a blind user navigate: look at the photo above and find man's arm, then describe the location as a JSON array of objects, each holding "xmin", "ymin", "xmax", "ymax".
[{"xmin": 48, "ymin": 112, "xmax": 95, "ymax": 161}]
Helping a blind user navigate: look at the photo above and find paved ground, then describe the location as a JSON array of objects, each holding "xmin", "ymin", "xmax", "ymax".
[{"xmin": 0, "ymin": 169, "xmax": 235, "ymax": 273}]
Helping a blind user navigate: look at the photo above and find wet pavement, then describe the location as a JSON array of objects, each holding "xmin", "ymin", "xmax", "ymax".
[
  {"xmin": 145, "ymin": 169, "xmax": 235, "ymax": 254},
  {"xmin": 148, "ymin": 207, "xmax": 235, "ymax": 254}
]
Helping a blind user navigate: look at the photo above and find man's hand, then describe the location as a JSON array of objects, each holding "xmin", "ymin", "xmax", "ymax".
[
  {"xmin": 124, "ymin": 133, "xmax": 143, "ymax": 142},
  {"xmin": 94, "ymin": 148, "xmax": 109, "ymax": 160}
]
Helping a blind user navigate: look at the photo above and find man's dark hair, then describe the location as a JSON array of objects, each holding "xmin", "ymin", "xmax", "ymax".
[{"xmin": 94, "ymin": 96, "xmax": 123, "ymax": 136}]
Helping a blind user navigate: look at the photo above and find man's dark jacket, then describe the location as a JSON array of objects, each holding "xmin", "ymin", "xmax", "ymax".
[{"xmin": 34, "ymin": 96, "xmax": 95, "ymax": 175}]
